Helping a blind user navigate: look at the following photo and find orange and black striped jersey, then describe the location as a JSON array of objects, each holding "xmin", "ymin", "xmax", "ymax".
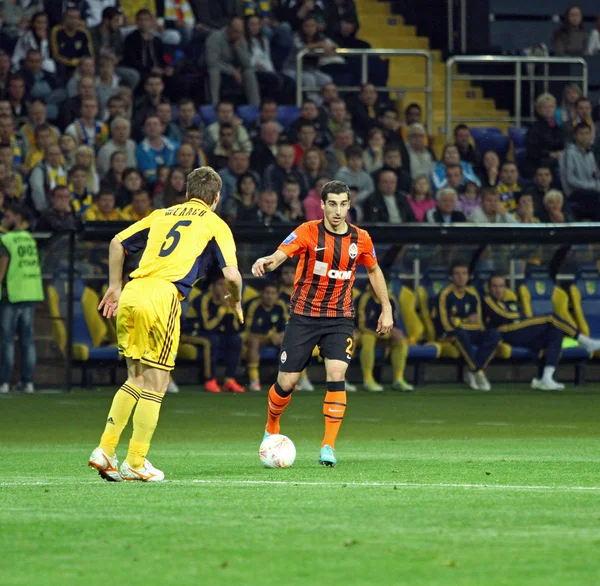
[{"xmin": 278, "ymin": 220, "xmax": 377, "ymax": 318}]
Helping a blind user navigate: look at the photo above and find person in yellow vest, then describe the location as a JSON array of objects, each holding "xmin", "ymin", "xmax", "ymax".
[
  {"xmin": 68, "ymin": 165, "xmax": 94, "ymax": 216},
  {"xmin": 82, "ymin": 190, "xmax": 124, "ymax": 221},
  {"xmin": 0, "ymin": 143, "xmax": 24, "ymax": 198},
  {"xmin": 0, "ymin": 203, "xmax": 44, "ymax": 394},
  {"xmin": 23, "ymin": 124, "xmax": 56, "ymax": 174},
  {"xmin": 121, "ymin": 190, "xmax": 153, "ymax": 221}
]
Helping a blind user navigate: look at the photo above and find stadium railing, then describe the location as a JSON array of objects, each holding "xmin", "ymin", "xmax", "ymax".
[
  {"xmin": 27, "ymin": 222, "xmax": 600, "ymax": 390},
  {"xmin": 295, "ymin": 48, "xmax": 434, "ymax": 136},
  {"xmin": 445, "ymin": 55, "xmax": 588, "ymax": 137}
]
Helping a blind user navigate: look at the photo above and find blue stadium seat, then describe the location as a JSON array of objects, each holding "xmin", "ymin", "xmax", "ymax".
[
  {"xmin": 199, "ymin": 105, "xmax": 217, "ymax": 125},
  {"xmin": 509, "ymin": 127, "xmax": 527, "ymax": 149},
  {"xmin": 277, "ymin": 105, "xmax": 300, "ymax": 129},
  {"xmin": 571, "ymin": 270, "xmax": 600, "ymax": 339},
  {"xmin": 514, "ymin": 147, "xmax": 527, "ymax": 174},
  {"xmin": 470, "ymin": 130, "xmax": 510, "ymax": 159},
  {"xmin": 237, "ymin": 105, "xmax": 260, "ymax": 125}
]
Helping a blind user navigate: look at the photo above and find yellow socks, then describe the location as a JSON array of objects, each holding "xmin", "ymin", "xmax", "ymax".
[
  {"xmin": 265, "ymin": 383, "xmax": 292, "ymax": 434},
  {"xmin": 248, "ymin": 363, "xmax": 259, "ymax": 381},
  {"xmin": 360, "ymin": 331, "xmax": 377, "ymax": 383},
  {"xmin": 126, "ymin": 390, "xmax": 164, "ymax": 469},
  {"xmin": 322, "ymin": 382, "xmax": 346, "ymax": 448},
  {"xmin": 99, "ymin": 382, "xmax": 142, "ymax": 457},
  {"xmin": 391, "ymin": 339, "xmax": 409, "ymax": 382}
]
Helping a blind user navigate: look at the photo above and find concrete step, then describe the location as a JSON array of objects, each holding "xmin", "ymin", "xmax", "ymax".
[
  {"xmin": 362, "ymin": 36, "xmax": 430, "ymax": 49},
  {"xmin": 359, "ymin": 22, "xmax": 415, "ymax": 36}
]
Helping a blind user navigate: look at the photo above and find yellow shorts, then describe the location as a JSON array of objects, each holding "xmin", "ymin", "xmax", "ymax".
[{"xmin": 116, "ymin": 278, "xmax": 181, "ymax": 371}]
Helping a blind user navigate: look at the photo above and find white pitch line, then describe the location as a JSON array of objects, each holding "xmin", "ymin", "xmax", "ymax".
[{"xmin": 1, "ymin": 478, "xmax": 600, "ymax": 492}]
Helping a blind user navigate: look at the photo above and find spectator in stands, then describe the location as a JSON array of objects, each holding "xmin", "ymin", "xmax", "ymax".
[
  {"xmin": 1, "ymin": 2, "xmax": 42, "ymax": 56},
  {"xmin": 324, "ymin": 0, "xmax": 359, "ymax": 37},
  {"xmin": 245, "ymin": 281, "xmax": 288, "ymax": 392},
  {"xmin": 206, "ymin": 101, "xmax": 253, "ymax": 155},
  {"xmin": 74, "ymin": 145, "xmax": 100, "ymax": 194},
  {"xmin": 155, "ymin": 102, "xmax": 181, "ymax": 144},
  {"xmin": 0, "ymin": 54, "xmax": 9, "ymax": 97},
  {"xmin": 372, "ymin": 144, "xmax": 412, "ymax": 194},
  {"xmin": 293, "ymin": 122, "xmax": 318, "ymax": 166},
  {"xmin": 205, "ymin": 17, "xmax": 260, "ymax": 106},
  {"xmin": 407, "ymin": 175, "xmax": 435, "ymax": 222},
  {"xmin": 302, "ymin": 175, "xmax": 329, "ymax": 221},
  {"xmin": 174, "ymin": 99, "xmax": 197, "ymax": 135},
  {"xmin": 221, "ymin": 171, "xmax": 258, "ymax": 225},
  {"xmin": 50, "ymin": 6, "xmax": 93, "ymax": 77},
  {"xmin": 363, "ymin": 169, "xmax": 415, "ymax": 223},
  {"xmin": 247, "ymin": 99, "xmax": 282, "ymax": 143},
  {"xmin": 20, "ymin": 99, "xmax": 58, "ymax": 154},
  {"xmin": 405, "ymin": 123, "xmax": 435, "ymax": 180},
  {"xmin": 0, "ymin": 144, "xmax": 24, "ymax": 198},
  {"xmin": 0, "ymin": 115, "xmax": 22, "ymax": 167},
  {"xmin": 350, "ymin": 83, "xmax": 381, "ymax": 141},
  {"xmin": 136, "ymin": 115, "xmax": 177, "ymax": 183},
  {"xmin": 90, "ymin": 7, "xmax": 140, "ymax": 91},
  {"xmin": 57, "ymin": 75, "xmax": 96, "ymax": 132},
  {"xmin": 454, "ymin": 124, "xmax": 481, "ymax": 174},
  {"xmin": 400, "ymin": 103, "xmax": 428, "ymax": 143},
  {"xmin": 82, "ymin": 190, "xmax": 123, "ymax": 221},
  {"xmin": 283, "ymin": 15, "xmax": 338, "ymax": 102},
  {"xmin": 425, "ymin": 187, "xmax": 467, "ymax": 223},
  {"xmin": 131, "ymin": 74, "xmax": 169, "ymax": 140},
  {"xmin": 539, "ymin": 189, "xmax": 575, "ymax": 223},
  {"xmin": 37, "ymin": 185, "xmax": 77, "ymax": 232},
  {"xmin": 115, "ymin": 168, "xmax": 142, "ymax": 208},
  {"xmin": 95, "ymin": 55, "xmax": 121, "ymax": 115},
  {"xmin": 478, "ymin": 150, "xmax": 500, "ymax": 188},
  {"xmin": 245, "ymin": 15, "xmax": 295, "ymax": 104},
  {"xmin": 362, "ymin": 127, "xmax": 385, "ymax": 174},
  {"xmin": 432, "ymin": 144, "xmax": 480, "ymax": 191},
  {"xmin": 525, "ymin": 93, "xmax": 564, "ymax": 177},
  {"xmin": 552, "ymin": 5, "xmax": 587, "ymax": 56},
  {"xmin": 434, "ymin": 262, "xmax": 500, "ymax": 391},
  {"xmin": 320, "ymin": 82, "xmax": 340, "ymax": 112},
  {"xmin": 264, "ymin": 143, "xmax": 309, "ymax": 197},
  {"xmin": 20, "ymin": 49, "xmax": 62, "ymax": 107},
  {"xmin": 219, "ymin": 151, "xmax": 258, "ymax": 201},
  {"xmin": 469, "ymin": 187, "xmax": 517, "ymax": 224},
  {"xmin": 526, "ymin": 166, "xmax": 554, "ymax": 217},
  {"xmin": 209, "ymin": 123, "xmax": 236, "ymax": 170},
  {"xmin": 182, "ymin": 126, "xmax": 208, "ymax": 168},
  {"xmin": 174, "ymin": 143, "xmax": 195, "ymax": 178},
  {"xmin": 250, "ymin": 121, "xmax": 280, "ymax": 177},
  {"xmin": 280, "ymin": 175, "xmax": 305, "ymax": 221},
  {"xmin": 191, "ymin": 0, "xmax": 238, "ymax": 34},
  {"xmin": 324, "ymin": 125, "xmax": 354, "ymax": 176},
  {"xmin": 23, "ymin": 123, "xmax": 54, "ymax": 174},
  {"xmin": 29, "ymin": 144, "xmax": 67, "ymax": 213},
  {"xmin": 563, "ymin": 122, "xmax": 600, "ymax": 220},
  {"xmin": 327, "ymin": 98, "xmax": 350, "ymax": 137},
  {"xmin": 188, "ymin": 275, "xmax": 245, "ymax": 393},
  {"xmin": 104, "ymin": 95, "xmax": 125, "ymax": 126},
  {"xmin": 66, "ymin": 56, "xmax": 95, "ymax": 98},
  {"xmin": 300, "ymin": 146, "xmax": 328, "ymax": 188},
  {"xmin": 587, "ymin": 15, "xmax": 600, "ymax": 55},
  {"xmin": 0, "ymin": 202, "xmax": 44, "ymax": 395},
  {"xmin": 564, "ymin": 96, "xmax": 595, "ymax": 144},
  {"xmin": 513, "ymin": 192, "xmax": 539, "ymax": 223},
  {"xmin": 290, "ymin": 100, "xmax": 330, "ymax": 146},
  {"xmin": 65, "ymin": 98, "xmax": 109, "ymax": 151},
  {"xmin": 5, "ymin": 74, "xmax": 28, "ymax": 125},
  {"xmin": 100, "ymin": 151, "xmax": 127, "ymax": 195},
  {"xmin": 456, "ymin": 181, "xmax": 480, "ymax": 218},
  {"xmin": 497, "ymin": 161, "xmax": 525, "ymax": 212},
  {"xmin": 335, "ymin": 144, "xmax": 374, "ymax": 203},
  {"xmin": 377, "ymin": 108, "xmax": 410, "ymax": 167},
  {"xmin": 122, "ymin": 9, "xmax": 172, "ymax": 80},
  {"xmin": 59, "ymin": 134, "xmax": 77, "ymax": 170},
  {"xmin": 68, "ymin": 164, "xmax": 94, "ymax": 216},
  {"xmin": 156, "ymin": 168, "xmax": 187, "ymax": 208},
  {"xmin": 121, "ymin": 189, "xmax": 153, "ymax": 221},
  {"xmin": 555, "ymin": 83, "xmax": 581, "ymax": 126},
  {"xmin": 96, "ymin": 117, "xmax": 136, "ymax": 177},
  {"xmin": 241, "ymin": 189, "xmax": 289, "ymax": 225}
]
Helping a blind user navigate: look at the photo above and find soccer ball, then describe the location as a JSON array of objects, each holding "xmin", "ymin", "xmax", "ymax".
[{"xmin": 259, "ymin": 434, "xmax": 296, "ymax": 468}]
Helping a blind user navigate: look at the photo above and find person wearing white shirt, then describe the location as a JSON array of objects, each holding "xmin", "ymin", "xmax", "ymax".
[{"xmin": 469, "ymin": 188, "xmax": 518, "ymax": 224}]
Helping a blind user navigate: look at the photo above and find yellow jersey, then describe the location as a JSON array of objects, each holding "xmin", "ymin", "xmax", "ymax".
[
  {"xmin": 116, "ymin": 198, "xmax": 238, "ymax": 299},
  {"xmin": 121, "ymin": 204, "xmax": 153, "ymax": 221}
]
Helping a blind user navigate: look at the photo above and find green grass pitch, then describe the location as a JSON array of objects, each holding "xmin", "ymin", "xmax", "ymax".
[{"xmin": 1, "ymin": 385, "xmax": 600, "ymax": 586}]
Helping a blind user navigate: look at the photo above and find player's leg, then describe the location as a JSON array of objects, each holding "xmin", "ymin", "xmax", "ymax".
[
  {"xmin": 0, "ymin": 299, "xmax": 18, "ymax": 393},
  {"xmin": 246, "ymin": 334, "xmax": 263, "ymax": 391},
  {"xmin": 520, "ymin": 323, "xmax": 566, "ymax": 391},
  {"xmin": 222, "ymin": 333, "xmax": 244, "ymax": 393},
  {"xmin": 264, "ymin": 317, "xmax": 318, "ymax": 436},
  {"xmin": 550, "ymin": 314, "xmax": 600, "ymax": 353},
  {"xmin": 472, "ymin": 329, "xmax": 501, "ymax": 391},
  {"xmin": 360, "ymin": 330, "xmax": 384, "ymax": 392},
  {"xmin": 203, "ymin": 332, "xmax": 221, "ymax": 393},
  {"xmin": 451, "ymin": 328, "xmax": 480, "ymax": 390},
  {"xmin": 390, "ymin": 328, "xmax": 414, "ymax": 392}
]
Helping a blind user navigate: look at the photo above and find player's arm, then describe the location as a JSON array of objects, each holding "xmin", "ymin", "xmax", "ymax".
[
  {"xmin": 214, "ymin": 222, "xmax": 244, "ymax": 323},
  {"xmin": 222, "ymin": 265, "xmax": 244, "ymax": 324},
  {"xmin": 98, "ymin": 237, "xmax": 126, "ymax": 319},
  {"xmin": 366, "ymin": 264, "xmax": 393, "ymax": 335},
  {"xmin": 251, "ymin": 249, "xmax": 288, "ymax": 277},
  {"xmin": 438, "ymin": 289, "xmax": 455, "ymax": 333}
]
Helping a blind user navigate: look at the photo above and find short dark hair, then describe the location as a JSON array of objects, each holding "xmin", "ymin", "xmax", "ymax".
[
  {"xmin": 576, "ymin": 96, "xmax": 592, "ymax": 106},
  {"xmin": 51, "ymin": 185, "xmax": 69, "ymax": 198},
  {"xmin": 488, "ymin": 273, "xmax": 506, "ymax": 286},
  {"xmin": 283, "ymin": 175, "xmax": 300, "ymax": 187},
  {"xmin": 453, "ymin": 124, "xmax": 469, "ymax": 135},
  {"xmin": 260, "ymin": 98, "xmax": 278, "ymax": 109},
  {"xmin": 263, "ymin": 281, "xmax": 279, "ymax": 291},
  {"xmin": 480, "ymin": 186, "xmax": 498, "ymax": 199},
  {"xmin": 217, "ymin": 100, "xmax": 235, "ymax": 111},
  {"xmin": 97, "ymin": 190, "xmax": 115, "ymax": 200},
  {"xmin": 345, "ymin": 144, "xmax": 363, "ymax": 159},
  {"xmin": 219, "ymin": 122, "xmax": 233, "ymax": 133},
  {"xmin": 178, "ymin": 98, "xmax": 195, "ymax": 109},
  {"xmin": 185, "ymin": 124, "xmax": 201, "ymax": 134},
  {"xmin": 320, "ymin": 180, "xmax": 350, "ymax": 202},
  {"xmin": 500, "ymin": 160, "xmax": 517, "ymax": 171},
  {"xmin": 450, "ymin": 261, "xmax": 469, "ymax": 274},
  {"xmin": 574, "ymin": 121, "xmax": 591, "ymax": 133},
  {"xmin": 383, "ymin": 144, "xmax": 401, "ymax": 156},
  {"xmin": 68, "ymin": 164, "xmax": 88, "ymax": 177},
  {"xmin": 6, "ymin": 201, "xmax": 28, "ymax": 220},
  {"xmin": 405, "ymin": 102, "xmax": 422, "ymax": 114},
  {"xmin": 136, "ymin": 8, "xmax": 152, "ymax": 19},
  {"xmin": 132, "ymin": 189, "xmax": 150, "ymax": 199},
  {"xmin": 298, "ymin": 121, "xmax": 316, "ymax": 133},
  {"xmin": 445, "ymin": 163, "xmax": 462, "ymax": 173},
  {"xmin": 102, "ymin": 7, "xmax": 121, "ymax": 20},
  {"xmin": 187, "ymin": 166, "xmax": 222, "ymax": 205}
]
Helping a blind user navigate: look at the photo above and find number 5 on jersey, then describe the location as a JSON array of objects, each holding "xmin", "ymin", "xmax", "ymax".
[{"xmin": 159, "ymin": 220, "xmax": 192, "ymax": 257}]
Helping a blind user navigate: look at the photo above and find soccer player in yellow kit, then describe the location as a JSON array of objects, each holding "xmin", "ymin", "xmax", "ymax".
[{"xmin": 88, "ymin": 167, "xmax": 243, "ymax": 482}]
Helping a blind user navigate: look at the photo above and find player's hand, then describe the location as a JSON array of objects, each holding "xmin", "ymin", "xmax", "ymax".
[
  {"xmin": 225, "ymin": 294, "xmax": 244, "ymax": 324},
  {"xmin": 252, "ymin": 257, "xmax": 273, "ymax": 277},
  {"xmin": 464, "ymin": 313, "xmax": 481, "ymax": 325},
  {"xmin": 98, "ymin": 286, "xmax": 121, "ymax": 319},
  {"xmin": 376, "ymin": 307, "xmax": 394, "ymax": 335}
]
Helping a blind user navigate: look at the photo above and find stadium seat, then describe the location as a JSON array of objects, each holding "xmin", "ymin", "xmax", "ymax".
[
  {"xmin": 237, "ymin": 105, "xmax": 260, "ymax": 125},
  {"xmin": 514, "ymin": 147, "xmax": 527, "ymax": 174},
  {"xmin": 470, "ymin": 130, "xmax": 510, "ymax": 159},
  {"xmin": 508, "ymin": 127, "xmax": 527, "ymax": 149},
  {"xmin": 570, "ymin": 269, "xmax": 600, "ymax": 358},
  {"xmin": 276, "ymin": 105, "xmax": 301, "ymax": 129},
  {"xmin": 199, "ymin": 105, "xmax": 217, "ymax": 126}
]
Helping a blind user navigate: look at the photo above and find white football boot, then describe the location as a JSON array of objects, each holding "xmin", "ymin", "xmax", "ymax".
[
  {"xmin": 296, "ymin": 375, "xmax": 315, "ymax": 392},
  {"xmin": 88, "ymin": 447, "xmax": 122, "ymax": 482},
  {"xmin": 0, "ymin": 383, "xmax": 9, "ymax": 394},
  {"xmin": 475, "ymin": 372, "xmax": 491, "ymax": 392},
  {"xmin": 465, "ymin": 371, "xmax": 479, "ymax": 390},
  {"xmin": 119, "ymin": 459, "xmax": 165, "ymax": 482},
  {"xmin": 345, "ymin": 380, "xmax": 357, "ymax": 392},
  {"xmin": 531, "ymin": 378, "xmax": 565, "ymax": 392},
  {"xmin": 167, "ymin": 380, "xmax": 180, "ymax": 394}
]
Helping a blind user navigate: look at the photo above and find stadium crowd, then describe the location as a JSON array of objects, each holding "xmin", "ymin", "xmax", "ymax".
[{"xmin": 2, "ymin": 0, "xmax": 600, "ymax": 393}]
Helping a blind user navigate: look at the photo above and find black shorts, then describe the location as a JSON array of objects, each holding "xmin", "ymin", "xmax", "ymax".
[{"xmin": 278, "ymin": 314, "xmax": 355, "ymax": 373}]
